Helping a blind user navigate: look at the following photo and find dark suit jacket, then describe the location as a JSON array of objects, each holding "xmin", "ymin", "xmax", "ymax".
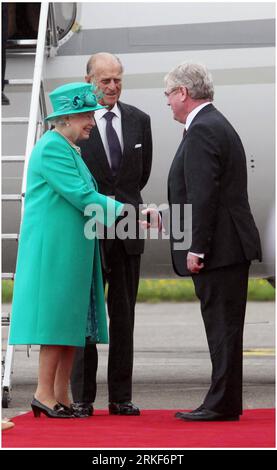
[
  {"xmin": 79, "ymin": 101, "xmax": 152, "ymax": 255},
  {"xmin": 168, "ymin": 103, "xmax": 262, "ymax": 276}
]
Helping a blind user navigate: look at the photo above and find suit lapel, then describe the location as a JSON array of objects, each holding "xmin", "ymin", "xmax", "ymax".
[
  {"xmin": 91, "ymin": 125, "xmax": 114, "ymax": 179},
  {"xmin": 168, "ymin": 136, "xmax": 186, "ymax": 179},
  {"xmin": 118, "ymin": 102, "xmax": 137, "ymax": 178},
  {"xmin": 168, "ymin": 138, "xmax": 186, "ymax": 201}
]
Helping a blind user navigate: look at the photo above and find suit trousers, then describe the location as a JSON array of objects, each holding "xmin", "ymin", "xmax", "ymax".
[
  {"xmin": 71, "ymin": 238, "xmax": 141, "ymax": 403},
  {"xmin": 192, "ymin": 261, "xmax": 250, "ymax": 415}
]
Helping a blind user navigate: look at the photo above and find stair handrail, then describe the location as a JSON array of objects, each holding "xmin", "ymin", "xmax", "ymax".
[{"xmin": 21, "ymin": 2, "xmax": 50, "ymax": 213}]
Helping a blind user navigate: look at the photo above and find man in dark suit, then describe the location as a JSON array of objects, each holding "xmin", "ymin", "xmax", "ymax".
[
  {"xmin": 146, "ymin": 62, "xmax": 261, "ymax": 421},
  {"xmin": 71, "ymin": 53, "xmax": 152, "ymax": 416}
]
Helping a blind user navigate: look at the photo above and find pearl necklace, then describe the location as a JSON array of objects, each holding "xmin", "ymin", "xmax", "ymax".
[{"xmin": 53, "ymin": 128, "xmax": 81, "ymax": 154}]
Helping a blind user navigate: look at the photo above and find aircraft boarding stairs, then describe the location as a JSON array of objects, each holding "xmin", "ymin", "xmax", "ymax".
[{"xmin": 1, "ymin": 3, "xmax": 59, "ymax": 408}]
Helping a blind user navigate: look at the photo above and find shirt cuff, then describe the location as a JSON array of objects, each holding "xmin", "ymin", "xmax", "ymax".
[{"xmin": 189, "ymin": 252, "xmax": 205, "ymax": 259}]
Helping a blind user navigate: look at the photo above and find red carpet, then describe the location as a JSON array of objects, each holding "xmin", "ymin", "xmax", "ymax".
[{"xmin": 2, "ymin": 409, "xmax": 275, "ymax": 449}]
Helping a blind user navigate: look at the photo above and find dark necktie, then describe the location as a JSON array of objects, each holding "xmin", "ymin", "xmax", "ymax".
[{"xmin": 104, "ymin": 111, "xmax": 122, "ymax": 176}]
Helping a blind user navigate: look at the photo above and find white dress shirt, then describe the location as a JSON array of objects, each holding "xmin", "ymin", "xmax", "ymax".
[
  {"xmin": 94, "ymin": 103, "xmax": 124, "ymax": 167},
  {"xmin": 185, "ymin": 101, "xmax": 211, "ymax": 131}
]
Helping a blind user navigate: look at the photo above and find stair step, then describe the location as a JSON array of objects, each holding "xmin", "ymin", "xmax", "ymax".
[
  {"xmin": 2, "ymin": 117, "xmax": 29, "ymax": 124},
  {"xmin": 2, "ymin": 195, "xmax": 22, "ymax": 201},
  {"xmin": 1, "ymin": 315, "xmax": 10, "ymax": 327},
  {"xmin": 2, "ymin": 156, "xmax": 25, "ymax": 162},
  {"xmin": 6, "ymin": 39, "xmax": 38, "ymax": 57},
  {"xmin": 6, "ymin": 79, "xmax": 33, "ymax": 86},
  {"xmin": 2, "ymin": 234, "xmax": 19, "ymax": 240},
  {"xmin": 8, "ymin": 39, "xmax": 38, "ymax": 46},
  {"xmin": 2, "ymin": 273, "xmax": 14, "ymax": 280},
  {"xmin": 7, "ymin": 51, "xmax": 37, "ymax": 56}
]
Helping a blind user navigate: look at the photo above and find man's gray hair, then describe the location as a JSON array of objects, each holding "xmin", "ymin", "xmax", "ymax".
[
  {"xmin": 165, "ymin": 62, "xmax": 214, "ymax": 100},
  {"xmin": 86, "ymin": 52, "xmax": 124, "ymax": 76}
]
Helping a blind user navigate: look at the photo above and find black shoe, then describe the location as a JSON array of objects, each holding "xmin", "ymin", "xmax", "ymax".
[
  {"xmin": 175, "ymin": 404, "xmax": 204, "ymax": 419},
  {"xmin": 2, "ymin": 92, "xmax": 10, "ymax": 105},
  {"xmin": 31, "ymin": 397, "xmax": 73, "ymax": 418},
  {"xmin": 57, "ymin": 402, "xmax": 80, "ymax": 418},
  {"xmin": 175, "ymin": 408, "xmax": 239, "ymax": 422},
  {"xmin": 109, "ymin": 401, "xmax": 140, "ymax": 416},
  {"xmin": 71, "ymin": 402, "xmax": 94, "ymax": 418}
]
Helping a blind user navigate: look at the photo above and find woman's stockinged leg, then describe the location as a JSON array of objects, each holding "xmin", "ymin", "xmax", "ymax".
[
  {"xmin": 54, "ymin": 346, "xmax": 76, "ymax": 406},
  {"xmin": 35, "ymin": 345, "xmax": 63, "ymax": 409}
]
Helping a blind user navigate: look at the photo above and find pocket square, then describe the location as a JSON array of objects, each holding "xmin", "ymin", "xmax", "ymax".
[{"xmin": 135, "ymin": 144, "xmax": 142, "ymax": 149}]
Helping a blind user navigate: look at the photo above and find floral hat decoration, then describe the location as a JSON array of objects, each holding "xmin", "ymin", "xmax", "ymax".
[{"xmin": 45, "ymin": 82, "xmax": 106, "ymax": 121}]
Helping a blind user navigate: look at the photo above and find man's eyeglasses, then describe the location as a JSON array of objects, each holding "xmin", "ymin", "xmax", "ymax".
[{"xmin": 164, "ymin": 87, "xmax": 180, "ymax": 98}]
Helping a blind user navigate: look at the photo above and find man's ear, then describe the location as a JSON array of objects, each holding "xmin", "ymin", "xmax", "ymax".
[
  {"xmin": 85, "ymin": 75, "xmax": 91, "ymax": 84},
  {"xmin": 180, "ymin": 86, "xmax": 188, "ymax": 102}
]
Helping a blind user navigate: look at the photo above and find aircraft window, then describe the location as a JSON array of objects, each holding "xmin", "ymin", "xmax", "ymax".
[{"xmin": 53, "ymin": 3, "xmax": 77, "ymax": 40}]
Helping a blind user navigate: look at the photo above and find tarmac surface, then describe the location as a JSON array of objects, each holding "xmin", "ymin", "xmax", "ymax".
[{"xmin": 1, "ymin": 301, "xmax": 275, "ymax": 419}]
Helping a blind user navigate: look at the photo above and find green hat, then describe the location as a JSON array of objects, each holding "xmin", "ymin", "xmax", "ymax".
[{"xmin": 45, "ymin": 82, "xmax": 106, "ymax": 121}]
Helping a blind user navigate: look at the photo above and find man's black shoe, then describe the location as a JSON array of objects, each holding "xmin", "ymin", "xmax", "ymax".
[
  {"xmin": 71, "ymin": 402, "xmax": 94, "ymax": 418},
  {"xmin": 174, "ymin": 404, "xmax": 204, "ymax": 418},
  {"xmin": 2, "ymin": 92, "xmax": 10, "ymax": 105},
  {"xmin": 175, "ymin": 408, "xmax": 239, "ymax": 422},
  {"xmin": 109, "ymin": 401, "xmax": 140, "ymax": 416}
]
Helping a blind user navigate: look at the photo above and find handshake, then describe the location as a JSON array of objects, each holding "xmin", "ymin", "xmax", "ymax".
[
  {"xmin": 140, "ymin": 208, "xmax": 204, "ymax": 274},
  {"xmin": 140, "ymin": 208, "xmax": 163, "ymax": 231}
]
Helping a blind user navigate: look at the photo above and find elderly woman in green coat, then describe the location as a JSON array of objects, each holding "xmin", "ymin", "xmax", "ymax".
[{"xmin": 9, "ymin": 82, "xmax": 124, "ymax": 418}]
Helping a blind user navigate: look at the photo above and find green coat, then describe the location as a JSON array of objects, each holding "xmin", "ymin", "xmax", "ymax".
[{"xmin": 9, "ymin": 130, "xmax": 124, "ymax": 347}]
